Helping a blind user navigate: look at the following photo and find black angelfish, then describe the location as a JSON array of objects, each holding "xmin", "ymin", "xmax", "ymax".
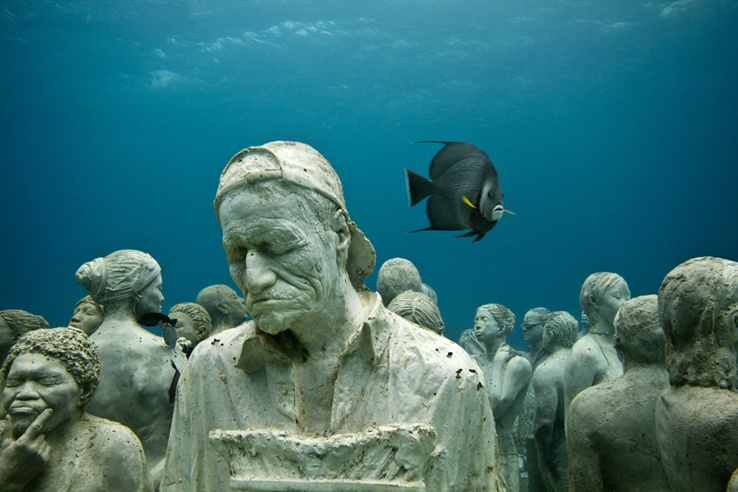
[{"xmin": 405, "ymin": 141, "xmax": 514, "ymax": 243}]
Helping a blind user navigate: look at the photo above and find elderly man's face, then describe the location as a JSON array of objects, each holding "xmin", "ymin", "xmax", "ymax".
[
  {"xmin": 219, "ymin": 183, "xmax": 341, "ymax": 335},
  {"xmin": 2, "ymin": 353, "xmax": 82, "ymax": 438}
]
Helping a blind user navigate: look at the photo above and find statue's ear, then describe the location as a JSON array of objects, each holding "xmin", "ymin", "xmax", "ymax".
[
  {"xmin": 331, "ymin": 210, "xmax": 351, "ymax": 254},
  {"xmin": 588, "ymin": 294, "xmax": 598, "ymax": 309},
  {"xmin": 217, "ymin": 302, "xmax": 230, "ymax": 315}
]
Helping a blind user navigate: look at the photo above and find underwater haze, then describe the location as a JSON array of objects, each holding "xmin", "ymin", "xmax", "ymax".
[{"xmin": 1, "ymin": 0, "xmax": 737, "ymax": 349}]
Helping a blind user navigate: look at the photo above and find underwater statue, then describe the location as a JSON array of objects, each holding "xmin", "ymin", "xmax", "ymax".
[
  {"xmin": 0, "ymin": 328, "xmax": 149, "ymax": 491},
  {"xmin": 473, "ymin": 302, "xmax": 532, "ymax": 492},
  {"xmin": 518, "ymin": 307, "xmax": 554, "ymax": 492},
  {"xmin": 0, "ymin": 310, "xmax": 49, "ymax": 367},
  {"xmin": 195, "ymin": 284, "xmax": 247, "ymax": 337},
  {"xmin": 168, "ymin": 302, "xmax": 211, "ymax": 354},
  {"xmin": 69, "ymin": 295, "xmax": 105, "ymax": 336},
  {"xmin": 568, "ymin": 294, "xmax": 669, "ymax": 492},
  {"xmin": 655, "ymin": 257, "xmax": 738, "ymax": 492},
  {"xmin": 161, "ymin": 141, "xmax": 502, "ymax": 491},
  {"xmin": 375, "ymin": 257, "xmax": 424, "ymax": 307},
  {"xmin": 387, "ymin": 290, "xmax": 445, "ymax": 335},
  {"xmin": 75, "ymin": 249, "xmax": 186, "ymax": 489},
  {"xmin": 564, "ymin": 272, "xmax": 630, "ymax": 418},
  {"xmin": 531, "ymin": 311, "xmax": 577, "ymax": 492}
]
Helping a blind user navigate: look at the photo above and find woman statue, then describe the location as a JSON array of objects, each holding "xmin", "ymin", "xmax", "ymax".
[
  {"xmin": 0, "ymin": 328, "xmax": 149, "ymax": 491},
  {"xmin": 76, "ymin": 249, "xmax": 185, "ymax": 489},
  {"xmin": 564, "ymin": 272, "xmax": 630, "ymax": 416}
]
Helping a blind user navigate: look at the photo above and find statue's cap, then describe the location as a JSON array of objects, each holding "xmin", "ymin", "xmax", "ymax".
[{"xmin": 214, "ymin": 141, "xmax": 375, "ymax": 289}]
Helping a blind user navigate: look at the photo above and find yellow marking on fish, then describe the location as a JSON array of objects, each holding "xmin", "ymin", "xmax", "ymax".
[
  {"xmin": 504, "ymin": 209, "xmax": 516, "ymax": 215},
  {"xmin": 462, "ymin": 196, "xmax": 478, "ymax": 209}
]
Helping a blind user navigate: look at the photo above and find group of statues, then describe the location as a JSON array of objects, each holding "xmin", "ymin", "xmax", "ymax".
[{"xmin": 0, "ymin": 141, "xmax": 736, "ymax": 491}]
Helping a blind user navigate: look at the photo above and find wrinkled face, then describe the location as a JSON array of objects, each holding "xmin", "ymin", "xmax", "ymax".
[
  {"xmin": 171, "ymin": 312, "xmax": 200, "ymax": 346},
  {"xmin": 474, "ymin": 308, "xmax": 499, "ymax": 345},
  {"xmin": 219, "ymin": 183, "xmax": 341, "ymax": 335},
  {"xmin": 135, "ymin": 273, "xmax": 164, "ymax": 318},
  {"xmin": 69, "ymin": 302, "xmax": 104, "ymax": 336},
  {"xmin": 2, "ymin": 353, "xmax": 82, "ymax": 438},
  {"xmin": 597, "ymin": 280, "xmax": 631, "ymax": 327},
  {"xmin": 522, "ymin": 312, "xmax": 545, "ymax": 343}
]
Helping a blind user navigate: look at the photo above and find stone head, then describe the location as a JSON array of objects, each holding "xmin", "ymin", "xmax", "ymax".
[
  {"xmin": 376, "ymin": 258, "xmax": 423, "ymax": 307},
  {"xmin": 658, "ymin": 256, "xmax": 738, "ymax": 389},
  {"xmin": 169, "ymin": 302, "xmax": 211, "ymax": 346},
  {"xmin": 213, "ymin": 141, "xmax": 375, "ymax": 335},
  {"xmin": 0, "ymin": 310, "xmax": 49, "ymax": 364},
  {"xmin": 1, "ymin": 328, "xmax": 100, "ymax": 437},
  {"xmin": 387, "ymin": 290, "xmax": 444, "ymax": 335},
  {"xmin": 579, "ymin": 272, "xmax": 631, "ymax": 327},
  {"xmin": 69, "ymin": 295, "xmax": 105, "ymax": 336},
  {"xmin": 614, "ymin": 294, "xmax": 665, "ymax": 366},
  {"xmin": 474, "ymin": 303, "xmax": 516, "ymax": 346},
  {"xmin": 521, "ymin": 307, "xmax": 552, "ymax": 344},
  {"xmin": 542, "ymin": 311, "xmax": 578, "ymax": 350},
  {"xmin": 75, "ymin": 249, "xmax": 163, "ymax": 317},
  {"xmin": 196, "ymin": 284, "xmax": 247, "ymax": 328}
]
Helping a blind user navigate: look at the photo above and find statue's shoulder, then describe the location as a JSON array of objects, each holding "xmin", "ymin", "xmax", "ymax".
[{"xmin": 189, "ymin": 321, "xmax": 255, "ymax": 364}]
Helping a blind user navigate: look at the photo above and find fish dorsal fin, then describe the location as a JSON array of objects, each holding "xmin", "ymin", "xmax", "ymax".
[{"xmin": 415, "ymin": 141, "xmax": 488, "ymax": 180}]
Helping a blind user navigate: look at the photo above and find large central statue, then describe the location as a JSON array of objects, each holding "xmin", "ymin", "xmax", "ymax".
[{"xmin": 161, "ymin": 141, "xmax": 501, "ymax": 491}]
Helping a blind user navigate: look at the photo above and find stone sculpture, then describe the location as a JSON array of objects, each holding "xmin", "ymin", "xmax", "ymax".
[
  {"xmin": 76, "ymin": 249, "xmax": 186, "ymax": 489},
  {"xmin": 568, "ymin": 294, "xmax": 669, "ymax": 491},
  {"xmin": 376, "ymin": 257, "xmax": 423, "ymax": 306},
  {"xmin": 0, "ymin": 328, "xmax": 149, "ymax": 491},
  {"xmin": 387, "ymin": 290, "xmax": 445, "ymax": 335},
  {"xmin": 564, "ymin": 272, "xmax": 630, "ymax": 416},
  {"xmin": 518, "ymin": 307, "xmax": 553, "ymax": 492},
  {"xmin": 161, "ymin": 141, "xmax": 502, "ymax": 491},
  {"xmin": 0, "ymin": 310, "xmax": 49, "ymax": 367},
  {"xmin": 458, "ymin": 328, "xmax": 485, "ymax": 357},
  {"xmin": 655, "ymin": 256, "xmax": 738, "ymax": 492},
  {"xmin": 473, "ymin": 303, "xmax": 532, "ymax": 492},
  {"xmin": 195, "ymin": 284, "xmax": 247, "ymax": 336},
  {"xmin": 69, "ymin": 295, "xmax": 104, "ymax": 336},
  {"xmin": 532, "ymin": 311, "xmax": 577, "ymax": 492},
  {"xmin": 168, "ymin": 302, "xmax": 211, "ymax": 352}
]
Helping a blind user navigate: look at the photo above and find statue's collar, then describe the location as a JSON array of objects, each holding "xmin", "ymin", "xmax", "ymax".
[{"xmin": 236, "ymin": 292, "xmax": 391, "ymax": 374}]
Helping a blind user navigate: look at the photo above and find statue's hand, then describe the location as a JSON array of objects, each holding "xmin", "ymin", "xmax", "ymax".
[{"xmin": 0, "ymin": 408, "xmax": 53, "ymax": 490}]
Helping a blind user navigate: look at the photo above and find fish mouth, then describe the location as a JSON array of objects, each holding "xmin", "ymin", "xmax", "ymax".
[{"xmin": 491, "ymin": 205, "xmax": 504, "ymax": 221}]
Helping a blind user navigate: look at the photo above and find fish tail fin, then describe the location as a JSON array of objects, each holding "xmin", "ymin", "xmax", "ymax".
[{"xmin": 405, "ymin": 169, "xmax": 432, "ymax": 207}]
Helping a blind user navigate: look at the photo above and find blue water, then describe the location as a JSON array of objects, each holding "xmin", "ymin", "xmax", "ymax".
[{"xmin": 1, "ymin": 0, "xmax": 737, "ymax": 349}]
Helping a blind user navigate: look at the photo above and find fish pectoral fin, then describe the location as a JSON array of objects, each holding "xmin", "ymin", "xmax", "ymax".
[
  {"xmin": 462, "ymin": 195, "xmax": 478, "ymax": 210},
  {"xmin": 504, "ymin": 209, "xmax": 516, "ymax": 215}
]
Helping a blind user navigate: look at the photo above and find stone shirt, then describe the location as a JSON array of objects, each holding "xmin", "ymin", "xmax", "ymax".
[{"xmin": 161, "ymin": 292, "xmax": 501, "ymax": 491}]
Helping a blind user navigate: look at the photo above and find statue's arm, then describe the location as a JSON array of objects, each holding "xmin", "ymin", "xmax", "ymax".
[
  {"xmin": 566, "ymin": 394, "xmax": 603, "ymax": 492},
  {"xmin": 490, "ymin": 356, "xmax": 532, "ymax": 417}
]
